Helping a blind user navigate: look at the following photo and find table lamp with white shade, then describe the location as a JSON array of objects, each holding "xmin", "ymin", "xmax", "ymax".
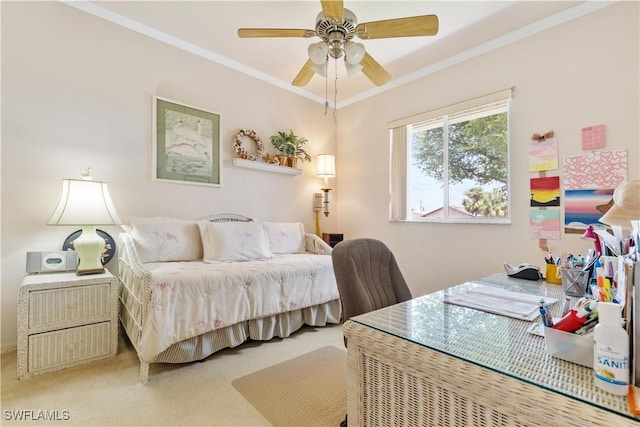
[{"xmin": 47, "ymin": 176, "xmax": 122, "ymax": 275}]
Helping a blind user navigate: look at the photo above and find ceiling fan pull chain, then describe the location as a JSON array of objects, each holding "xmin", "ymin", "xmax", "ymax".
[
  {"xmin": 333, "ymin": 58, "xmax": 338, "ymax": 115},
  {"xmin": 323, "ymin": 58, "xmax": 329, "ymax": 115}
]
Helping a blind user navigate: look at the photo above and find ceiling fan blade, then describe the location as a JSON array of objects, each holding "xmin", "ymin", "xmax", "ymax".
[
  {"xmin": 356, "ymin": 15, "xmax": 439, "ymax": 40},
  {"xmin": 360, "ymin": 52, "xmax": 391, "ymax": 86},
  {"xmin": 238, "ymin": 28, "xmax": 316, "ymax": 38},
  {"xmin": 292, "ymin": 60, "xmax": 315, "ymax": 87},
  {"xmin": 321, "ymin": 0, "xmax": 344, "ymax": 21}
]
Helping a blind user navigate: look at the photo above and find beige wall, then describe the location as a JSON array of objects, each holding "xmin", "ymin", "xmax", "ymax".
[
  {"xmin": 337, "ymin": 1, "xmax": 639, "ymax": 297},
  {"xmin": 1, "ymin": 2, "xmax": 638, "ymax": 351},
  {"xmin": 0, "ymin": 2, "xmax": 337, "ymax": 351}
]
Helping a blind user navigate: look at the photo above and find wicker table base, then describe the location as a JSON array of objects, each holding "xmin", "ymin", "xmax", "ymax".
[{"xmin": 344, "ymin": 321, "xmax": 637, "ymax": 426}]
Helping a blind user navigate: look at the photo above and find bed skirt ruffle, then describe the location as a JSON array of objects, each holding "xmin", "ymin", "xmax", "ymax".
[{"xmin": 152, "ymin": 299, "xmax": 341, "ymax": 363}]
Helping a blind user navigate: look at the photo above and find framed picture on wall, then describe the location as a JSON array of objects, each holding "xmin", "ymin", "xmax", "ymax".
[{"xmin": 152, "ymin": 96, "xmax": 222, "ymax": 187}]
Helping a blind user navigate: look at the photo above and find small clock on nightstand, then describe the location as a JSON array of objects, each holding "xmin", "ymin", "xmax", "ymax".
[{"xmin": 322, "ymin": 233, "xmax": 344, "ymax": 248}]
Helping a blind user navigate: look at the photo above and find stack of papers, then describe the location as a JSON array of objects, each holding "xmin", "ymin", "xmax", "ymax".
[{"xmin": 444, "ymin": 284, "xmax": 557, "ymax": 321}]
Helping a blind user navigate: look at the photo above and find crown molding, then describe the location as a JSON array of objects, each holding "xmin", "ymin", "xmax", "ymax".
[
  {"xmin": 339, "ymin": 0, "xmax": 616, "ymax": 108},
  {"xmin": 62, "ymin": 1, "xmax": 616, "ymax": 109}
]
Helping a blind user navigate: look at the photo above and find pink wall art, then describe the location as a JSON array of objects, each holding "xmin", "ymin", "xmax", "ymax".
[
  {"xmin": 530, "ymin": 208, "xmax": 560, "ymax": 240},
  {"xmin": 563, "ymin": 150, "xmax": 627, "ymax": 190},
  {"xmin": 528, "ymin": 138, "xmax": 558, "ymax": 172}
]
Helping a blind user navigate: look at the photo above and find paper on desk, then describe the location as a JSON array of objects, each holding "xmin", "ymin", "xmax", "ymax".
[
  {"xmin": 595, "ymin": 229, "xmax": 622, "ymax": 256},
  {"xmin": 444, "ymin": 284, "xmax": 557, "ymax": 321}
]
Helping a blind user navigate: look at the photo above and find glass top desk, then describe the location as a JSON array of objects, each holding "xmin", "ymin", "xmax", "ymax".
[{"xmin": 343, "ymin": 273, "xmax": 640, "ymax": 426}]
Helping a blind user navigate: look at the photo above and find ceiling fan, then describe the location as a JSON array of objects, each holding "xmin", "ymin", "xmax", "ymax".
[{"xmin": 238, "ymin": 0, "xmax": 439, "ymax": 87}]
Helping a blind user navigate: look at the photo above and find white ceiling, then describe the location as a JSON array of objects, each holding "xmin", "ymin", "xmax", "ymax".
[{"xmin": 66, "ymin": 1, "xmax": 611, "ymax": 107}]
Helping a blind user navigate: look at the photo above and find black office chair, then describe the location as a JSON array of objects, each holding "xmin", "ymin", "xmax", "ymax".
[{"xmin": 331, "ymin": 238, "xmax": 413, "ymax": 427}]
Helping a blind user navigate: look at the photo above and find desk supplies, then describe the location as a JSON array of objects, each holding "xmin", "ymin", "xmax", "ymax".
[
  {"xmin": 545, "ymin": 264, "xmax": 562, "ymax": 285},
  {"xmin": 543, "ymin": 326, "xmax": 594, "ymax": 368},
  {"xmin": 552, "ymin": 298, "xmax": 596, "ymax": 333},
  {"xmin": 539, "ymin": 300, "xmax": 554, "ymax": 327},
  {"xmin": 503, "ymin": 262, "xmax": 543, "ymax": 281},
  {"xmin": 627, "ymin": 386, "xmax": 640, "ymax": 416},
  {"xmin": 559, "ymin": 256, "xmax": 599, "ymax": 297},
  {"xmin": 545, "ymin": 252, "xmax": 555, "ymax": 265},
  {"xmin": 561, "ymin": 296, "xmax": 572, "ymax": 316},
  {"xmin": 560, "ymin": 267, "xmax": 590, "ymax": 296},
  {"xmin": 575, "ymin": 316, "xmax": 598, "ymax": 335},
  {"xmin": 552, "ymin": 309, "xmax": 587, "ymax": 332}
]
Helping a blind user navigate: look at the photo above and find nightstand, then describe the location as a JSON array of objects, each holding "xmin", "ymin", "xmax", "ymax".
[
  {"xmin": 322, "ymin": 233, "xmax": 344, "ymax": 248},
  {"xmin": 17, "ymin": 271, "xmax": 118, "ymax": 379}
]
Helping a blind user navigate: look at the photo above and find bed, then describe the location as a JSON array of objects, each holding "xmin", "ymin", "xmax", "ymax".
[{"xmin": 118, "ymin": 213, "xmax": 341, "ymax": 382}]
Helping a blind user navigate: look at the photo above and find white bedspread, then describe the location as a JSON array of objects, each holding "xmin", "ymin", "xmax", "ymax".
[{"xmin": 139, "ymin": 254, "xmax": 338, "ymax": 362}]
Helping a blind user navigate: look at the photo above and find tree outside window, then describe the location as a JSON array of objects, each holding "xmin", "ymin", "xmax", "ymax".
[{"xmin": 391, "ymin": 97, "xmax": 510, "ymax": 223}]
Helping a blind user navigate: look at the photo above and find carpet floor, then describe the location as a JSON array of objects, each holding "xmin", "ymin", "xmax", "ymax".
[
  {"xmin": 232, "ymin": 346, "xmax": 346, "ymax": 427},
  {"xmin": 1, "ymin": 324, "xmax": 345, "ymax": 427}
]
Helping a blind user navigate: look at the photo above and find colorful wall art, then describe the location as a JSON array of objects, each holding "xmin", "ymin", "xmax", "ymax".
[
  {"xmin": 530, "ymin": 176, "xmax": 560, "ymax": 207},
  {"xmin": 581, "ymin": 124, "xmax": 606, "ymax": 150},
  {"xmin": 528, "ymin": 138, "xmax": 558, "ymax": 172},
  {"xmin": 530, "ymin": 209, "xmax": 560, "ymax": 240},
  {"xmin": 562, "ymin": 149, "xmax": 626, "ymax": 234},
  {"xmin": 563, "ymin": 150, "xmax": 627, "ymax": 189},
  {"xmin": 564, "ymin": 188, "xmax": 615, "ymax": 233}
]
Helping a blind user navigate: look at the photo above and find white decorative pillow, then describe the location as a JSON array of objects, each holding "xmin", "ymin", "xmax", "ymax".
[
  {"xmin": 198, "ymin": 221, "xmax": 273, "ymax": 262},
  {"xmin": 262, "ymin": 222, "xmax": 306, "ymax": 254},
  {"xmin": 128, "ymin": 217, "xmax": 202, "ymax": 263}
]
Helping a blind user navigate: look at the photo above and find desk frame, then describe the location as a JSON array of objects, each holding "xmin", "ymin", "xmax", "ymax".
[{"xmin": 344, "ymin": 320, "xmax": 637, "ymax": 426}]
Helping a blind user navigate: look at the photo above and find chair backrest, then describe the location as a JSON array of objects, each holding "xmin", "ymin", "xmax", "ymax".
[{"xmin": 331, "ymin": 238, "xmax": 412, "ymax": 321}]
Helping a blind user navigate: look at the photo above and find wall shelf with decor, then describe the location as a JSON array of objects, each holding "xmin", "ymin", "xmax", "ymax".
[{"xmin": 232, "ymin": 158, "xmax": 302, "ymax": 176}]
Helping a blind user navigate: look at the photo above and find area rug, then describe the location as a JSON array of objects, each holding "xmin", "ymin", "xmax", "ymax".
[{"xmin": 231, "ymin": 345, "xmax": 347, "ymax": 427}]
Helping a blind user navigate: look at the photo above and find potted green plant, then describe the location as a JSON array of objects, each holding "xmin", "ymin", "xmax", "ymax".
[
  {"xmin": 269, "ymin": 130, "xmax": 291, "ymax": 166},
  {"xmin": 269, "ymin": 129, "xmax": 311, "ymax": 167}
]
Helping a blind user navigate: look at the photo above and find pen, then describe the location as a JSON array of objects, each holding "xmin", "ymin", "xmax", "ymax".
[
  {"xmin": 539, "ymin": 299, "xmax": 554, "ymax": 327},
  {"xmin": 606, "ymin": 259, "xmax": 615, "ymax": 278},
  {"xmin": 545, "ymin": 252, "xmax": 554, "ymax": 264},
  {"xmin": 561, "ymin": 296, "xmax": 571, "ymax": 317}
]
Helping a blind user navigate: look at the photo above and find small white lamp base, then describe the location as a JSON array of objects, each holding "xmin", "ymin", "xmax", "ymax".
[{"xmin": 73, "ymin": 226, "xmax": 105, "ymax": 275}]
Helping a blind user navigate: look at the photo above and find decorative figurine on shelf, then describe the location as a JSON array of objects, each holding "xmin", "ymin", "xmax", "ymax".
[{"xmin": 263, "ymin": 153, "xmax": 281, "ymax": 165}]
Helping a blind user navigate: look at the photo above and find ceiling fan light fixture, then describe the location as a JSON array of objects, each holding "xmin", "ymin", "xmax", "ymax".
[
  {"xmin": 238, "ymin": 2, "xmax": 439, "ymax": 89},
  {"xmin": 344, "ymin": 61, "xmax": 363, "ymax": 78},
  {"xmin": 344, "ymin": 41, "xmax": 365, "ymax": 65},
  {"xmin": 311, "ymin": 62, "xmax": 327, "ymax": 77},
  {"xmin": 308, "ymin": 42, "xmax": 329, "ymax": 65}
]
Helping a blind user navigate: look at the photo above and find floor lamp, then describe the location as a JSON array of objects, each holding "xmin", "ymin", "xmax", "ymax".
[{"xmin": 315, "ymin": 154, "xmax": 335, "ymax": 237}]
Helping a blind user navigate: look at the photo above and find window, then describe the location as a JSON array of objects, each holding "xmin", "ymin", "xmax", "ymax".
[{"xmin": 390, "ymin": 89, "xmax": 512, "ymax": 223}]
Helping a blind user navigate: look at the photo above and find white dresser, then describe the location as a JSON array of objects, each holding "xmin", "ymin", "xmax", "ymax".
[{"xmin": 17, "ymin": 271, "xmax": 118, "ymax": 379}]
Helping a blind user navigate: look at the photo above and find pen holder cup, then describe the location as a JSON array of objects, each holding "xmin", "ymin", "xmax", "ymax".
[
  {"xmin": 559, "ymin": 267, "xmax": 589, "ymax": 297},
  {"xmin": 545, "ymin": 264, "xmax": 562, "ymax": 285}
]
